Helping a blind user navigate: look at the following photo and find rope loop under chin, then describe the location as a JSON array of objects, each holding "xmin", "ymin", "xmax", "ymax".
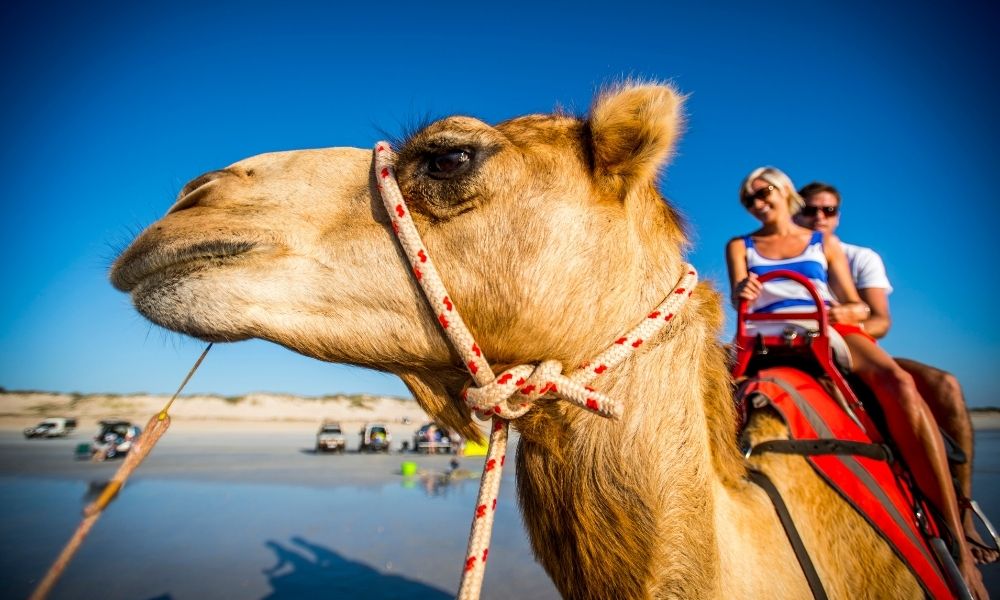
[{"xmin": 463, "ymin": 359, "xmax": 623, "ymax": 421}]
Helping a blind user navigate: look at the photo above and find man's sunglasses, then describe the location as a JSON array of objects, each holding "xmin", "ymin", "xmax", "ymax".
[
  {"xmin": 741, "ymin": 185, "xmax": 775, "ymax": 207},
  {"xmin": 800, "ymin": 205, "xmax": 840, "ymax": 218}
]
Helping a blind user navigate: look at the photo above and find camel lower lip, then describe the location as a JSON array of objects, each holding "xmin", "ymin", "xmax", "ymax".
[{"xmin": 112, "ymin": 241, "xmax": 260, "ymax": 292}]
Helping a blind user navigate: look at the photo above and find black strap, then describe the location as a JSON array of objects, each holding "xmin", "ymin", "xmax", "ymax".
[
  {"xmin": 750, "ymin": 438, "xmax": 893, "ymax": 462},
  {"xmin": 748, "ymin": 469, "xmax": 829, "ymax": 600}
]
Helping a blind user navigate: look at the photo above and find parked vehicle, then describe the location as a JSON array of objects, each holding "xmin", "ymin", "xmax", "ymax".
[
  {"xmin": 89, "ymin": 420, "xmax": 141, "ymax": 461},
  {"xmin": 413, "ymin": 422, "xmax": 457, "ymax": 454},
  {"xmin": 23, "ymin": 417, "xmax": 77, "ymax": 438},
  {"xmin": 359, "ymin": 423, "xmax": 391, "ymax": 453},
  {"xmin": 316, "ymin": 422, "xmax": 346, "ymax": 453}
]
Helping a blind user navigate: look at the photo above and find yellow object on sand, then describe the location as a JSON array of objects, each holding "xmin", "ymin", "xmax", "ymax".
[{"xmin": 463, "ymin": 438, "xmax": 488, "ymax": 457}]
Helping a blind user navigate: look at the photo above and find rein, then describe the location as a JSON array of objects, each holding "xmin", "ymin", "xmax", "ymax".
[{"xmin": 373, "ymin": 143, "xmax": 698, "ymax": 599}]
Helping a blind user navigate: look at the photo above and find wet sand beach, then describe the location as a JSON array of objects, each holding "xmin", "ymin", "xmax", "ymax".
[
  {"xmin": 0, "ymin": 428, "xmax": 558, "ymax": 599},
  {"xmin": 0, "ymin": 395, "xmax": 997, "ymax": 598}
]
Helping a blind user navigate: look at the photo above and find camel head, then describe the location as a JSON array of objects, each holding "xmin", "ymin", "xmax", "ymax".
[{"xmin": 110, "ymin": 83, "xmax": 688, "ymax": 438}]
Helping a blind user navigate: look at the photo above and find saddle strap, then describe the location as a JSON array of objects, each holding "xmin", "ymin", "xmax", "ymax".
[
  {"xmin": 748, "ymin": 469, "xmax": 829, "ymax": 600},
  {"xmin": 750, "ymin": 438, "xmax": 893, "ymax": 462}
]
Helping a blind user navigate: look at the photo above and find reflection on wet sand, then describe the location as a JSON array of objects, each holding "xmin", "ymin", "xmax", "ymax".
[
  {"xmin": 403, "ymin": 459, "xmax": 479, "ymax": 498},
  {"xmin": 83, "ymin": 480, "xmax": 110, "ymax": 503}
]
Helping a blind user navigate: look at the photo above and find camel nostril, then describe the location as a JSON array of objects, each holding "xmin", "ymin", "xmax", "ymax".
[{"xmin": 167, "ymin": 169, "xmax": 233, "ymax": 215}]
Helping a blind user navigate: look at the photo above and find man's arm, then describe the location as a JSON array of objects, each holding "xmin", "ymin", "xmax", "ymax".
[
  {"xmin": 849, "ymin": 246, "xmax": 892, "ymax": 338},
  {"xmin": 858, "ymin": 286, "xmax": 891, "ymax": 339}
]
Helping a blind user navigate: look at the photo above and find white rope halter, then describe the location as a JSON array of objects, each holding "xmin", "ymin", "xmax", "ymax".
[{"xmin": 373, "ymin": 142, "xmax": 697, "ymax": 599}]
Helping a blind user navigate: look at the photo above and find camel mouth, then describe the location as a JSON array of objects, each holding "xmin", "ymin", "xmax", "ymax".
[{"xmin": 111, "ymin": 240, "xmax": 262, "ymax": 292}]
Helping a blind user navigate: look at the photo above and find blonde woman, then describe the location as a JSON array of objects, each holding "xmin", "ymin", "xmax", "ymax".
[{"xmin": 725, "ymin": 166, "xmax": 985, "ymax": 598}]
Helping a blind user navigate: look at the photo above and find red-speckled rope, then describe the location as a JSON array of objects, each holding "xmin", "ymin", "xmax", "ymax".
[{"xmin": 372, "ymin": 142, "xmax": 696, "ymax": 599}]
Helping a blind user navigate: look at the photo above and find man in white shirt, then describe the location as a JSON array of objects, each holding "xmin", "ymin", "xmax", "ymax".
[{"xmin": 795, "ymin": 182, "xmax": 996, "ymax": 564}]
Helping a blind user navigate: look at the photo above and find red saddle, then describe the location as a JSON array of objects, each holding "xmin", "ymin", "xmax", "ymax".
[{"xmin": 733, "ymin": 270, "xmax": 957, "ymax": 599}]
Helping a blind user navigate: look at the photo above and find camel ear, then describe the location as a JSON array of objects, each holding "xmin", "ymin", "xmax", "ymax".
[
  {"xmin": 397, "ymin": 369, "xmax": 485, "ymax": 443},
  {"xmin": 588, "ymin": 83, "xmax": 684, "ymax": 192}
]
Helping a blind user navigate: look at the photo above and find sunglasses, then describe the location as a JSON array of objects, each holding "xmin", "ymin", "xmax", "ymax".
[
  {"xmin": 741, "ymin": 185, "xmax": 775, "ymax": 207},
  {"xmin": 800, "ymin": 205, "xmax": 840, "ymax": 218}
]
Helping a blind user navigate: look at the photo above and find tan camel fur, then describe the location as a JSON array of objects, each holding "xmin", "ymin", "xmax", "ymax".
[{"xmin": 111, "ymin": 83, "xmax": 924, "ymax": 599}]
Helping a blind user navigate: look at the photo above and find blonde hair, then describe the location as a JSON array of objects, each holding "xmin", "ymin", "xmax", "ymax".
[{"xmin": 739, "ymin": 166, "xmax": 804, "ymax": 214}]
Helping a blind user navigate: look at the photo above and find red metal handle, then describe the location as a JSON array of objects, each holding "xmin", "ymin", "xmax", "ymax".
[{"xmin": 735, "ymin": 269, "xmax": 829, "ymax": 339}]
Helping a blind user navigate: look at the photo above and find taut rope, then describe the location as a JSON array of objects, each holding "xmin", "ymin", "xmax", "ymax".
[
  {"xmin": 30, "ymin": 343, "xmax": 213, "ymax": 600},
  {"xmin": 372, "ymin": 143, "xmax": 697, "ymax": 599}
]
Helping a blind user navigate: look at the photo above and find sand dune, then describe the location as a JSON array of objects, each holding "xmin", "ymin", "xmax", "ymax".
[
  {"xmin": 1, "ymin": 391, "xmax": 996, "ymax": 434},
  {"xmin": 0, "ymin": 391, "xmax": 445, "ymax": 438}
]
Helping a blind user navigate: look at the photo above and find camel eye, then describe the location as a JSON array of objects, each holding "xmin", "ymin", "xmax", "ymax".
[{"xmin": 427, "ymin": 150, "xmax": 473, "ymax": 179}]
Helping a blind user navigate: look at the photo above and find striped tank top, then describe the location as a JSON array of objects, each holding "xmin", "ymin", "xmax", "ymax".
[{"xmin": 745, "ymin": 230, "xmax": 833, "ymax": 313}]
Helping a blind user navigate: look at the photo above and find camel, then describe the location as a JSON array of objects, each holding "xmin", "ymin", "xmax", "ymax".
[{"xmin": 110, "ymin": 83, "xmax": 929, "ymax": 598}]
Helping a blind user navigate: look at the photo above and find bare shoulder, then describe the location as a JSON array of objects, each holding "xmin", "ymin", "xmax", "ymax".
[{"xmin": 726, "ymin": 236, "xmax": 749, "ymax": 255}]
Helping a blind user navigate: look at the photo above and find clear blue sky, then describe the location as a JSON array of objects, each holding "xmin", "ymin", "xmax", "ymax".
[{"xmin": 2, "ymin": 1, "xmax": 997, "ymax": 406}]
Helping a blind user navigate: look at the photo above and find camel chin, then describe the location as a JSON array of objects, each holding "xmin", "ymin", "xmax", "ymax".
[
  {"xmin": 115, "ymin": 245, "xmax": 316, "ymax": 346},
  {"xmin": 127, "ymin": 264, "xmax": 255, "ymax": 343}
]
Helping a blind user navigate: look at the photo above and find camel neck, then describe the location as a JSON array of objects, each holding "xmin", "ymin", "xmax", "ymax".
[{"xmin": 514, "ymin": 278, "xmax": 738, "ymax": 598}]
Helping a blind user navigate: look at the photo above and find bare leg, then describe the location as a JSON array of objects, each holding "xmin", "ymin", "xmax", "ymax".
[
  {"xmin": 896, "ymin": 359, "xmax": 975, "ymax": 499},
  {"xmin": 844, "ymin": 337, "xmax": 987, "ymax": 598},
  {"xmin": 895, "ymin": 358, "xmax": 996, "ymax": 564}
]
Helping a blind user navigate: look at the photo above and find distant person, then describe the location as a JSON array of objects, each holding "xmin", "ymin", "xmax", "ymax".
[
  {"xmin": 794, "ymin": 181, "xmax": 997, "ymax": 564},
  {"xmin": 726, "ymin": 166, "xmax": 985, "ymax": 596}
]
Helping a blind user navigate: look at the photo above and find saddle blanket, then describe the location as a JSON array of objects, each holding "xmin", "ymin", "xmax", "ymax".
[{"xmin": 738, "ymin": 366, "xmax": 952, "ymax": 598}]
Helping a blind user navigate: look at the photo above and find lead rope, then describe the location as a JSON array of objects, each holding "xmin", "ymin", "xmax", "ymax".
[
  {"xmin": 372, "ymin": 143, "xmax": 697, "ymax": 599},
  {"xmin": 30, "ymin": 343, "xmax": 213, "ymax": 600}
]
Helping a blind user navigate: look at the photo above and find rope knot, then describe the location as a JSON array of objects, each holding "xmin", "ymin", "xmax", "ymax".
[
  {"xmin": 463, "ymin": 359, "xmax": 622, "ymax": 421},
  {"xmin": 464, "ymin": 360, "xmax": 562, "ymax": 420}
]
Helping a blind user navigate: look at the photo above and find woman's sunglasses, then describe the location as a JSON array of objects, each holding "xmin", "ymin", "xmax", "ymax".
[
  {"xmin": 800, "ymin": 205, "xmax": 840, "ymax": 218},
  {"xmin": 741, "ymin": 185, "xmax": 775, "ymax": 207}
]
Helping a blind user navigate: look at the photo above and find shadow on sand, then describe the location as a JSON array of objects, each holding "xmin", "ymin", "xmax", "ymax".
[{"xmin": 262, "ymin": 536, "xmax": 451, "ymax": 599}]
